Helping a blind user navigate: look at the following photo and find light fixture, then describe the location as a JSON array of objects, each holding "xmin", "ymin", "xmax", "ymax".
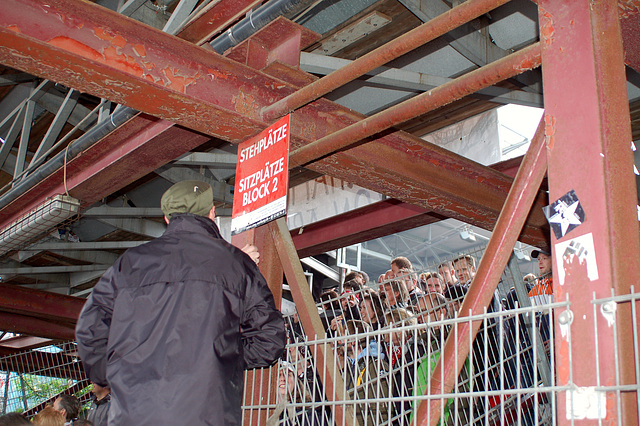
[
  {"xmin": 0, "ymin": 195, "xmax": 80, "ymax": 255},
  {"xmin": 459, "ymin": 226, "xmax": 476, "ymax": 242}
]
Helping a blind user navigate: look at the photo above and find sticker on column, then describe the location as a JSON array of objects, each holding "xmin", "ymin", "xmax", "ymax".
[
  {"xmin": 554, "ymin": 233, "xmax": 599, "ymax": 286},
  {"xmin": 543, "ymin": 189, "xmax": 585, "ymax": 239}
]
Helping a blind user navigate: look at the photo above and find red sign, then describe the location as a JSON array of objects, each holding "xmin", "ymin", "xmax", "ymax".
[{"xmin": 231, "ymin": 115, "xmax": 290, "ymax": 235}]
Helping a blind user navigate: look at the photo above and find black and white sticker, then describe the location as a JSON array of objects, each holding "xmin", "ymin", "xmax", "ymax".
[{"xmin": 543, "ymin": 189, "xmax": 585, "ymax": 239}]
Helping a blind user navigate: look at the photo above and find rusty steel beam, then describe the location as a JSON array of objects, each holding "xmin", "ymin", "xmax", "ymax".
[
  {"xmin": 0, "ymin": 312, "xmax": 76, "ymax": 341},
  {"xmin": 288, "ymin": 43, "xmax": 541, "ymax": 168},
  {"xmin": 261, "ymin": 0, "xmax": 512, "ymax": 121},
  {"xmin": 291, "ymin": 199, "xmax": 447, "ymax": 258},
  {"xmin": 289, "ymin": 155, "xmax": 530, "ymax": 258},
  {"xmin": 0, "ymin": 0, "xmax": 270, "ymax": 140},
  {"xmin": 0, "ymin": 283, "xmax": 83, "ymax": 324},
  {"xmin": 539, "ymin": 0, "xmax": 640, "ymax": 423},
  {"xmin": 0, "ymin": 0, "xmax": 549, "ymax": 249},
  {"xmin": 0, "ymin": 115, "xmax": 210, "ymax": 227},
  {"xmin": 416, "ymin": 118, "xmax": 547, "ymax": 425}
]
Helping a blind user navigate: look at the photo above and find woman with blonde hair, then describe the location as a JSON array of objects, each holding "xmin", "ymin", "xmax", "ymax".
[{"xmin": 32, "ymin": 406, "xmax": 65, "ymax": 426}]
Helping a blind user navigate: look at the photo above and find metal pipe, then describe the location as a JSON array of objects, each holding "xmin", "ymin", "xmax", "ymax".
[
  {"xmin": 414, "ymin": 116, "xmax": 548, "ymax": 426},
  {"xmin": 261, "ymin": 0, "xmax": 513, "ymax": 121},
  {"xmin": 288, "ymin": 42, "xmax": 542, "ymax": 169},
  {"xmin": 209, "ymin": 0, "xmax": 317, "ymax": 54},
  {"xmin": 0, "ymin": 107, "xmax": 137, "ymax": 210}
]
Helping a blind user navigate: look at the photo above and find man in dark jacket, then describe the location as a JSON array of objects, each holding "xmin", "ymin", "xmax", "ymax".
[
  {"xmin": 87, "ymin": 382, "xmax": 110, "ymax": 426},
  {"xmin": 75, "ymin": 180, "xmax": 286, "ymax": 425}
]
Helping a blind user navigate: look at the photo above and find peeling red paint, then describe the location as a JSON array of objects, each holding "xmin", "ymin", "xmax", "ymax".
[
  {"xmin": 103, "ymin": 45, "xmax": 144, "ymax": 76},
  {"xmin": 207, "ymin": 68, "xmax": 229, "ymax": 80},
  {"xmin": 161, "ymin": 67, "xmax": 196, "ymax": 93},
  {"xmin": 112, "ymin": 34, "xmax": 127, "ymax": 48},
  {"xmin": 48, "ymin": 36, "xmax": 102, "ymax": 62},
  {"xmin": 618, "ymin": 0, "xmax": 640, "ymax": 19},
  {"xmin": 544, "ymin": 114, "xmax": 555, "ymax": 151},
  {"xmin": 7, "ymin": 25, "xmax": 21, "ymax": 33},
  {"xmin": 93, "ymin": 27, "xmax": 112, "ymax": 41},
  {"xmin": 133, "ymin": 44, "xmax": 146, "ymax": 57},
  {"xmin": 539, "ymin": 11, "xmax": 555, "ymax": 46},
  {"xmin": 233, "ymin": 91, "xmax": 259, "ymax": 116}
]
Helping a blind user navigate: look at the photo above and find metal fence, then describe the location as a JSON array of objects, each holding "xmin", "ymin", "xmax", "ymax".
[
  {"xmin": 242, "ymin": 252, "xmax": 640, "ymax": 425},
  {"xmin": 0, "ymin": 253, "xmax": 638, "ymax": 425},
  {"xmin": 0, "ymin": 340, "xmax": 90, "ymax": 418}
]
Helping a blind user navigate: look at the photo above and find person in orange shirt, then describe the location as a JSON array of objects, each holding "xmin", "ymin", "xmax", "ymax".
[{"xmin": 529, "ymin": 249, "xmax": 553, "ymax": 306}]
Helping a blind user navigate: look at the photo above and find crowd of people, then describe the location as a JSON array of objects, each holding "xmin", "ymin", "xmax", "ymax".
[{"xmin": 281, "ymin": 251, "xmax": 555, "ymax": 425}]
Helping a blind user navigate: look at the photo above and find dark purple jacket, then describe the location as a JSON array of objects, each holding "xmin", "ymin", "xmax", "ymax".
[{"xmin": 76, "ymin": 214, "xmax": 285, "ymax": 425}]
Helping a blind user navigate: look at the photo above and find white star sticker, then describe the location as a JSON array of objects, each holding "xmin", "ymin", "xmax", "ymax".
[{"xmin": 549, "ymin": 200, "xmax": 582, "ymax": 237}]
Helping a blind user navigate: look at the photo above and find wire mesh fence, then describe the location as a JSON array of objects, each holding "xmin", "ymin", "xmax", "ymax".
[
  {"xmin": 242, "ymin": 248, "xmax": 640, "ymax": 426},
  {"xmin": 0, "ymin": 340, "xmax": 90, "ymax": 418}
]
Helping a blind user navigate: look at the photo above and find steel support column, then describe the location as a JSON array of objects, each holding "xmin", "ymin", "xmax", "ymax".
[
  {"xmin": 539, "ymin": 0, "xmax": 640, "ymax": 423},
  {"xmin": 416, "ymin": 118, "xmax": 548, "ymax": 425},
  {"xmin": 269, "ymin": 218, "xmax": 353, "ymax": 426}
]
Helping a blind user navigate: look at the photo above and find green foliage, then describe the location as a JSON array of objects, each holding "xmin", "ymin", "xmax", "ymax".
[{"xmin": 20, "ymin": 374, "xmax": 73, "ymax": 404}]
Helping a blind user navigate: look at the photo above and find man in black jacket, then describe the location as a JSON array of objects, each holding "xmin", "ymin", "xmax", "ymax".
[{"xmin": 75, "ymin": 180, "xmax": 286, "ymax": 425}]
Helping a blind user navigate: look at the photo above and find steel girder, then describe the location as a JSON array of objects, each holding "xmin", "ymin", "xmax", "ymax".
[
  {"xmin": 0, "ymin": 0, "xmax": 551, "ymax": 248},
  {"xmin": 539, "ymin": 0, "xmax": 640, "ymax": 423}
]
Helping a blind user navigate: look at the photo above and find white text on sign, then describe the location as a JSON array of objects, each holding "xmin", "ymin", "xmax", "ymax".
[
  {"xmin": 239, "ymin": 123, "xmax": 288, "ymax": 163},
  {"xmin": 239, "ymin": 158, "xmax": 285, "ymax": 207}
]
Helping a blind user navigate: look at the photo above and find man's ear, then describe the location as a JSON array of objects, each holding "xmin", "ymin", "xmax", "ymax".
[
  {"xmin": 208, "ymin": 206, "xmax": 216, "ymax": 221},
  {"xmin": 164, "ymin": 216, "xmax": 169, "ymax": 225}
]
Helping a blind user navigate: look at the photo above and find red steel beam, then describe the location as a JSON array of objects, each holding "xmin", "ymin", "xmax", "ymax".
[
  {"xmin": 288, "ymin": 43, "xmax": 542, "ymax": 168},
  {"xmin": 539, "ymin": 0, "xmax": 640, "ymax": 423},
  {"xmin": 261, "ymin": 60, "xmax": 551, "ymax": 249},
  {"xmin": 0, "ymin": 0, "xmax": 268, "ymax": 140},
  {"xmin": 261, "ymin": 0, "xmax": 512, "ymax": 121},
  {"xmin": 416, "ymin": 118, "xmax": 547, "ymax": 425},
  {"xmin": 291, "ymin": 199, "xmax": 447, "ymax": 258},
  {"xmin": 289, "ymin": 154, "xmax": 531, "ymax": 259},
  {"xmin": 0, "ymin": 283, "xmax": 83, "ymax": 324},
  {"xmin": 0, "ymin": 0, "xmax": 549, "ymax": 249},
  {"xmin": 0, "ymin": 312, "xmax": 76, "ymax": 341}
]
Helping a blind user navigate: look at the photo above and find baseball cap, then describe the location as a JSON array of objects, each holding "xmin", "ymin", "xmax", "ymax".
[
  {"xmin": 161, "ymin": 180, "xmax": 214, "ymax": 220},
  {"xmin": 531, "ymin": 249, "xmax": 551, "ymax": 258}
]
